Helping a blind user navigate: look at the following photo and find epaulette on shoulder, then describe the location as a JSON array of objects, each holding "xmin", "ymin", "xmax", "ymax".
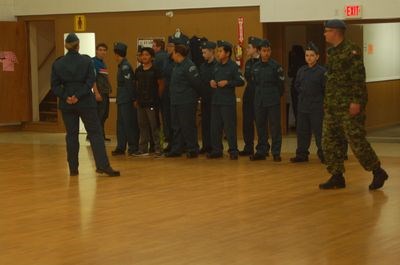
[
  {"xmin": 82, "ymin": 54, "xmax": 91, "ymax": 59},
  {"xmin": 55, "ymin": 55, "xmax": 64, "ymax": 61}
]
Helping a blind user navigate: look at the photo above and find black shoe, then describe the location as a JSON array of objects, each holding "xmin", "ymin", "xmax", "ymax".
[
  {"xmin": 97, "ymin": 166, "xmax": 120, "ymax": 177},
  {"xmin": 273, "ymin": 155, "xmax": 282, "ymax": 162},
  {"xmin": 111, "ymin": 149, "xmax": 125, "ymax": 156},
  {"xmin": 104, "ymin": 137, "xmax": 111, "ymax": 142},
  {"xmin": 70, "ymin": 169, "xmax": 79, "ymax": 176},
  {"xmin": 199, "ymin": 147, "xmax": 211, "ymax": 154},
  {"xmin": 250, "ymin": 153, "xmax": 266, "ymax": 161},
  {"xmin": 290, "ymin": 156, "xmax": 309, "ymax": 163},
  {"xmin": 207, "ymin": 152, "xmax": 223, "ymax": 159},
  {"xmin": 229, "ymin": 153, "xmax": 238, "ymax": 160},
  {"xmin": 186, "ymin": 152, "xmax": 198, "ymax": 158},
  {"xmin": 319, "ymin": 174, "xmax": 346, "ymax": 189},
  {"xmin": 164, "ymin": 152, "xmax": 181, "ymax": 158},
  {"xmin": 239, "ymin": 150, "xmax": 253, "ymax": 156},
  {"xmin": 369, "ymin": 167, "xmax": 389, "ymax": 190}
]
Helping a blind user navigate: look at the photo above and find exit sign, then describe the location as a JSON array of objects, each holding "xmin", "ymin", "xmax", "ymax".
[{"xmin": 345, "ymin": 5, "xmax": 362, "ymax": 18}]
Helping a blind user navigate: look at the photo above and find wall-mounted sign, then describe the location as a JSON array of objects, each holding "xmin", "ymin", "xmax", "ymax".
[
  {"xmin": 74, "ymin": 15, "xmax": 87, "ymax": 32},
  {"xmin": 0, "ymin": 51, "xmax": 18, "ymax": 72},
  {"xmin": 344, "ymin": 5, "xmax": 362, "ymax": 18}
]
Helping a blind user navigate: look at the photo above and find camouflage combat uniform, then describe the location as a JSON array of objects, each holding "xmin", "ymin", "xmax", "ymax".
[{"xmin": 323, "ymin": 39, "xmax": 380, "ymax": 175}]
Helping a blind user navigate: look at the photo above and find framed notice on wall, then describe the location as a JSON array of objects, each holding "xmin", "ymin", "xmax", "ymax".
[{"xmin": 136, "ymin": 37, "xmax": 165, "ymax": 66}]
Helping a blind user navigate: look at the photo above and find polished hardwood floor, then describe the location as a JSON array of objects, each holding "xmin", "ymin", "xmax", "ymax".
[{"xmin": 0, "ymin": 132, "xmax": 399, "ymax": 265}]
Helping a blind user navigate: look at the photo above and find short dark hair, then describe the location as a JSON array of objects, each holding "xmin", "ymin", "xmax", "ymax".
[
  {"xmin": 221, "ymin": 46, "xmax": 232, "ymax": 57},
  {"xmin": 140, "ymin": 47, "xmax": 155, "ymax": 58},
  {"xmin": 153, "ymin": 39, "xmax": 165, "ymax": 50},
  {"xmin": 96, "ymin": 43, "xmax": 108, "ymax": 50},
  {"xmin": 174, "ymin": 44, "xmax": 189, "ymax": 57}
]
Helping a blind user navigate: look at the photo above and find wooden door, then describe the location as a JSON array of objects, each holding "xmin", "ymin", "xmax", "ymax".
[{"xmin": 0, "ymin": 21, "xmax": 30, "ymax": 123}]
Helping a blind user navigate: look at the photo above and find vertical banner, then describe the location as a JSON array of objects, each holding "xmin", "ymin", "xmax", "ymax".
[{"xmin": 235, "ymin": 17, "xmax": 245, "ymax": 66}]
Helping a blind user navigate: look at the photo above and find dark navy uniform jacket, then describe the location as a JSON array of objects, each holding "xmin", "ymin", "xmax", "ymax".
[
  {"xmin": 51, "ymin": 50, "xmax": 96, "ymax": 110},
  {"xmin": 170, "ymin": 57, "xmax": 201, "ymax": 105},
  {"xmin": 116, "ymin": 58, "xmax": 135, "ymax": 105},
  {"xmin": 154, "ymin": 50, "xmax": 169, "ymax": 74},
  {"xmin": 211, "ymin": 59, "xmax": 245, "ymax": 105},
  {"xmin": 162, "ymin": 56, "xmax": 175, "ymax": 90},
  {"xmin": 295, "ymin": 64, "xmax": 326, "ymax": 113},
  {"xmin": 252, "ymin": 59, "xmax": 285, "ymax": 107},
  {"xmin": 244, "ymin": 57, "xmax": 259, "ymax": 92},
  {"xmin": 199, "ymin": 58, "xmax": 217, "ymax": 103}
]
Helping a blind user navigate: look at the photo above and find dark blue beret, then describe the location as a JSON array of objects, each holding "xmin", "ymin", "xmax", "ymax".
[
  {"xmin": 171, "ymin": 36, "xmax": 189, "ymax": 46},
  {"xmin": 259, "ymin": 39, "xmax": 271, "ymax": 48},
  {"xmin": 113, "ymin": 42, "xmax": 127, "ymax": 57},
  {"xmin": 65, "ymin": 33, "xmax": 79, "ymax": 43},
  {"xmin": 305, "ymin": 42, "xmax": 319, "ymax": 54},
  {"xmin": 217, "ymin": 40, "xmax": 232, "ymax": 48},
  {"xmin": 248, "ymin": 36, "xmax": 262, "ymax": 47},
  {"xmin": 201, "ymin": 41, "xmax": 216, "ymax": 49},
  {"xmin": 324, "ymin": 19, "xmax": 347, "ymax": 29}
]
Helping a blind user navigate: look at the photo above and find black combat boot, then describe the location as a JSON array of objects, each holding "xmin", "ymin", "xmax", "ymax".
[
  {"xmin": 273, "ymin": 155, "xmax": 282, "ymax": 162},
  {"xmin": 97, "ymin": 166, "xmax": 120, "ymax": 177},
  {"xmin": 239, "ymin": 149, "xmax": 253, "ymax": 156},
  {"xmin": 369, "ymin": 167, "xmax": 389, "ymax": 190},
  {"xmin": 319, "ymin": 174, "xmax": 346, "ymax": 189}
]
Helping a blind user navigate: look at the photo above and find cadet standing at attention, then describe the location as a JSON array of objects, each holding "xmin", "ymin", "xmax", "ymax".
[
  {"xmin": 207, "ymin": 40, "xmax": 245, "ymax": 160},
  {"xmin": 250, "ymin": 39, "xmax": 285, "ymax": 162},
  {"xmin": 199, "ymin": 41, "xmax": 217, "ymax": 154},
  {"xmin": 112, "ymin": 42, "xmax": 140, "ymax": 156},
  {"xmin": 240, "ymin": 36, "xmax": 271, "ymax": 157},
  {"xmin": 319, "ymin": 19, "xmax": 389, "ymax": 190},
  {"xmin": 290, "ymin": 42, "xmax": 326, "ymax": 163},
  {"xmin": 165, "ymin": 43, "xmax": 201, "ymax": 158},
  {"xmin": 51, "ymin": 33, "xmax": 119, "ymax": 177}
]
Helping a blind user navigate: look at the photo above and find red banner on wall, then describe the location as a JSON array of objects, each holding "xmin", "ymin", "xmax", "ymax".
[{"xmin": 238, "ymin": 17, "xmax": 244, "ymax": 45}]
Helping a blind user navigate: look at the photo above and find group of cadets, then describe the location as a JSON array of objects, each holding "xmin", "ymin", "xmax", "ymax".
[
  {"xmin": 105, "ymin": 34, "xmax": 327, "ymax": 162},
  {"xmin": 52, "ymin": 19, "xmax": 388, "ymax": 190}
]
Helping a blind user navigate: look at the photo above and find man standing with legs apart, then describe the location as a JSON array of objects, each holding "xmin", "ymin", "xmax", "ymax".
[
  {"xmin": 51, "ymin": 33, "xmax": 119, "ymax": 177},
  {"xmin": 319, "ymin": 19, "xmax": 388, "ymax": 190}
]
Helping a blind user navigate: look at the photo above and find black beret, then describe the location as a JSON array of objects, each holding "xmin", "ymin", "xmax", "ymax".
[
  {"xmin": 201, "ymin": 41, "xmax": 217, "ymax": 49},
  {"xmin": 305, "ymin": 42, "xmax": 319, "ymax": 54},
  {"xmin": 324, "ymin": 19, "xmax": 347, "ymax": 29},
  {"xmin": 113, "ymin": 42, "xmax": 127, "ymax": 57},
  {"xmin": 217, "ymin": 40, "xmax": 233, "ymax": 48},
  {"xmin": 65, "ymin": 33, "xmax": 79, "ymax": 43},
  {"xmin": 248, "ymin": 36, "xmax": 262, "ymax": 47},
  {"xmin": 259, "ymin": 39, "xmax": 271, "ymax": 48},
  {"xmin": 171, "ymin": 36, "xmax": 189, "ymax": 46}
]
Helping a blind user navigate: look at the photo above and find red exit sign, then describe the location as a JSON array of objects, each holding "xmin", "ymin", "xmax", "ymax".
[{"xmin": 345, "ymin": 5, "xmax": 362, "ymax": 18}]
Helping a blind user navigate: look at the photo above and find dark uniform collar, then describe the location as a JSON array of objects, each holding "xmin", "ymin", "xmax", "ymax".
[
  {"xmin": 66, "ymin": 50, "xmax": 79, "ymax": 55},
  {"xmin": 118, "ymin": 57, "xmax": 127, "ymax": 67}
]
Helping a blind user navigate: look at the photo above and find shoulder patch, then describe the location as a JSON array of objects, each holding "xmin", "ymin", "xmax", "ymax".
[
  {"xmin": 189, "ymin": 65, "xmax": 197, "ymax": 72},
  {"xmin": 122, "ymin": 64, "xmax": 130, "ymax": 71}
]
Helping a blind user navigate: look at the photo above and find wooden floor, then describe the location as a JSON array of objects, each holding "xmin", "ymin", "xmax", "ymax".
[{"xmin": 0, "ymin": 133, "xmax": 399, "ymax": 265}]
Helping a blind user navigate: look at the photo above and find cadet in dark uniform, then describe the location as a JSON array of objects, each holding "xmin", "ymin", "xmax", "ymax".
[
  {"xmin": 152, "ymin": 39, "xmax": 169, "ymax": 71},
  {"xmin": 160, "ymin": 37, "xmax": 176, "ymax": 152},
  {"xmin": 92, "ymin": 43, "xmax": 112, "ymax": 141},
  {"xmin": 112, "ymin": 42, "xmax": 139, "ymax": 156},
  {"xmin": 199, "ymin": 41, "xmax": 217, "ymax": 154},
  {"xmin": 239, "ymin": 36, "xmax": 270, "ymax": 156},
  {"xmin": 290, "ymin": 42, "xmax": 326, "ymax": 163},
  {"xmin": 250, "ymin": 39, "xmax": 285, "ymax": 162},
  {"xmin": 165, "ymin": 44, "xmax": 201, "ymax": 158},
  {"xmin": 207, "ymin": 40, "xmax": 245, "ymax": 160},
  {"xmin": 51, "ymin": 33, "xmax": 119, "ymax": 177},
  {"xmin": 319, "ymin": 19, "xmax": 388, "ymax": 190}
]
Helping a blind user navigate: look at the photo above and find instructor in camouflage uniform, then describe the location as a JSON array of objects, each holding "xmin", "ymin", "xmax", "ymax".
[{"xmin": 319, "ymin": 19, "xmax": 388, "ymax": 190}]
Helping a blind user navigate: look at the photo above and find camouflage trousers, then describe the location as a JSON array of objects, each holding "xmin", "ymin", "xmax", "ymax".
[{"xmin": 322, "ymin": 109, "xmax": 380, "ymax": 175}]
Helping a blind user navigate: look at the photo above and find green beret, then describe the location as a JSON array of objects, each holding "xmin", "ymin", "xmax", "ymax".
[
  {"xmin": 201, "ymin": 41, "xmax": 216, "ymax": 49},
  {"xmin": 65, "ymin": 33, "xmax": 79, "ymax": 43},
  {"xmin": 248, "ymin": 36, "xmax": 262, "ymax": 47},
  {"xmin": 324, "ymin": 19, "xmax": 347, "ymax": 29},
  {"xmin": 217, "ymin": 40, "xmax": 232, "ymax": 48}
]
